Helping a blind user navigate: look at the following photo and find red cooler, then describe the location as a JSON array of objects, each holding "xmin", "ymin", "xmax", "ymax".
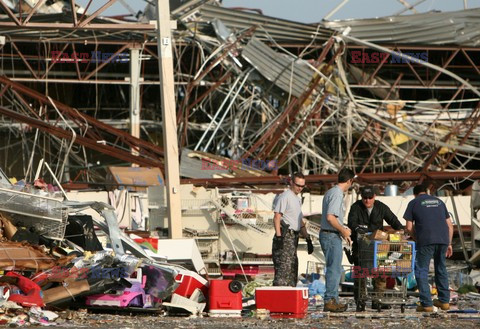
[
  {"xmin": 174, "ymin": 270, "xmax": 209, "ymax": 298},
  {"xmin": 255, "ymin": 287, "xmax": 309, "ymax": 314},
  {"xmin": 208, "ymin": 280, "xmax": 242, "ymax": 313}
]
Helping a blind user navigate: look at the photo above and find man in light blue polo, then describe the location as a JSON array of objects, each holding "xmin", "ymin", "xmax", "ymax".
[{"xmin": 320, "ymin": 168, "xmax": 354, "ymax": 312}]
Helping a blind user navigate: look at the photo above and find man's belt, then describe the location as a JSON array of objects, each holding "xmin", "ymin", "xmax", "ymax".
[
  {"xmin": 281, "ymin": 227, "xmax": 300, "ymax": 235},
  {"xmin": 321, "ymin": 229, "xmax": 340, "ymax": 235}
]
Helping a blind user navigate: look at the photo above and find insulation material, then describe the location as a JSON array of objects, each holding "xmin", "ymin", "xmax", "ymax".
[{"xmin": 388, "ymin": 123, "xmax": 410, "ymax": 147}]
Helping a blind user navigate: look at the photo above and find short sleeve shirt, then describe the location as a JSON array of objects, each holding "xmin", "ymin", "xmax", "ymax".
[
  {"xmin": 273, "ymin": 189, "xmax": 303, "ymax": 231},
  {"xmin": 320, "ymin": 185, "xmax": 344, "ymax": 231},
  {"xmin": 403, "ymin": 194, "xmax": 450, "ymax": 247}
]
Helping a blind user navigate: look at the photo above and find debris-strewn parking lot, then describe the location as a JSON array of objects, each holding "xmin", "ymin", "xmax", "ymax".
[{"xmin": 50, "ymin": 310, "xmax": 480, "ymax": 329}]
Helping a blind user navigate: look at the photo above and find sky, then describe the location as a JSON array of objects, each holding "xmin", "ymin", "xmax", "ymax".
[
  {"xmin": 76, "ymin": 0, "xmax": 480, "ymax": 22},
  {"xmin": 222, "ymin": 0, "xmax": 480, "ymax": 22}
]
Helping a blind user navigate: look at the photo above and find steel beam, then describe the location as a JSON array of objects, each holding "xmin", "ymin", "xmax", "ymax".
[
  {"xmin": 0, "ymin": 76, "xmax": 165, "ymax": 158},
  {"xmin": 0, "ymin": 106, "xmax": 162, "ymax": 168},
  {"xmin": 428, "ymin": 49, "xmax": 460, "ymax": 87},
  {"xmin": 277, "ymin": 93, "xmax": 328, "ymax": 165},
  {"xmin": 247, "ymin": 37, "xmax": 336, "ymax": 160},
  {"xmin": 0, "ymin": 22, "xmax": 155, "ymax": 30},
  {"xmin": 441, "ymin": 103, "xmax": 480, "ymax": 170},
  {"xmin": 395, "ymin": 85, "xmax": 466, "ymax": 172},
  {"xmin": 340, "ymin": 73, "xmax": 404, "ymax": 171},
  {"xmin": 181, "ymin": 171, "xmax": 480, "ymax": 186}
]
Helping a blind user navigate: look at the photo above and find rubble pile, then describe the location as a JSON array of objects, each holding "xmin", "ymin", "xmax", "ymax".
[{"xmin": 0, "ymin": 180, "xmax": 188, "ymax": 326}]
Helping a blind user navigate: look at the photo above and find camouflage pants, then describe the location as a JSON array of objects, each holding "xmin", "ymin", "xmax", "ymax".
[{"xmin": 272, "ymin": 230, "xmax": 299, "ymax": 287}]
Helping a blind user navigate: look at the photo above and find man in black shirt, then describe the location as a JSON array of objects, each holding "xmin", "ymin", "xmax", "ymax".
[{"xmin": 348, "ymin": 186, "xmax": 404, "ymax": 311}]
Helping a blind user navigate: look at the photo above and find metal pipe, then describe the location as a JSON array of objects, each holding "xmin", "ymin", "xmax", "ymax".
[
  {"xmin": 324, "ymin": 0, "xmax": 350, "ymax": 20},
  {"xmin": 394, "ymin": 0, "xmax": 427, "ymax": 15},
  {"xmin": 194, "ymin": 73, "xmax": 243, "ymax": 151},
  {"xmin": 203, "ymin": 70, "xmax": 252, "ymax": 152}
]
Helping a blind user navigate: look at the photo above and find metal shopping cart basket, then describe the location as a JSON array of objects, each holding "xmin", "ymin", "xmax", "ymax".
[
  {"xmin": 354, "ymin": 234, "xmax": 415, "ymax": 313},
  {"xmin": 0, "ymin": 187, "xmax": 68, "ymax": 240}
]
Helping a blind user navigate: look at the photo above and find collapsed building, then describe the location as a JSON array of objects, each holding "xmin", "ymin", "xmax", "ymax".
[{"xmin": 0, "ymin": 0, "xmax": 479, "ymax": 318}]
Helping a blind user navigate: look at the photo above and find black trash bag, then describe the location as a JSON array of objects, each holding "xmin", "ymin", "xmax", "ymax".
[
  {"xmin": 11, "ymin": 226, "xmax": 53, "ymax": 247},
  {"xmin": 64, "ymin": 215, "xmax": 103, "ymax": 251},
  {"xmin": 11, "ymin": 228, "xmax": 40, "ymax": 245}
]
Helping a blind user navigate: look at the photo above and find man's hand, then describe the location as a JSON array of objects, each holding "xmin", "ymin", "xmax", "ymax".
[
  {"xmin": 340, "ymin": 226, "xmax": 352, "ymax": 246},
  {"xmin": 306, "ymin": 238, "xmax": 314, "ymax": 254},
  {"xmin": 341, "ymin": 227, "xmax": 352, "ymax": 246},
  {"xmin": 344, "ymin": 236, "xmax": 352, "ymax": 246},
  {"xmin": 446, "ymin": 245, "xmax": 453, "ymax": 258},
  {"xmin": 273, "ymin": 236, "xmax": 284, "ymax": 250},
  {"xmin": 341, "ymin": 226, "xmax": 351, "ymax": 239}
]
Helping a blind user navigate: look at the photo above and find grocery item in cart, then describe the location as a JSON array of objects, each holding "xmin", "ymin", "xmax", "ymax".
[{"xmin": 369, "ymin": 230, "xmax": 388, "ymax": 241}]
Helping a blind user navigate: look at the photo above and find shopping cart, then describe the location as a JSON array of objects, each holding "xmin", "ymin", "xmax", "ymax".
[{"xmin": 354, "ymin": 233, "xmax": 415, "ymax": 313}]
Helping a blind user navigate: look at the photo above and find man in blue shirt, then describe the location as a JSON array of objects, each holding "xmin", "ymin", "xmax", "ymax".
[
  {"xmin": 404, "ymin": 184, "xmax": 453, "ymax": 312},
  {"xmin": 320, "ymin": 168, "xmax": 354, "ymax": 312}
]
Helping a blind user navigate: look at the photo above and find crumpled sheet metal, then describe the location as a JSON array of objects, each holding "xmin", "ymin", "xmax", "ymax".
[{"xmin": 242, "ymin": 37, "xmax": 315, "ymax": 98}]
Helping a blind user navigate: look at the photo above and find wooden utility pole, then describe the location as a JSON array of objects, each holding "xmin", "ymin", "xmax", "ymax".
[
  {"xmin": 130, "ymin": 46, "xmax": 141, "ymax": 161},
  {"xmin": 156, "ymin": 0, "xmax": 182, "ymax": 239}
]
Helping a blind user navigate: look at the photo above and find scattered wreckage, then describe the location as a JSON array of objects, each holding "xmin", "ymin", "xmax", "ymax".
[{"xmin": 0, "ymin": 175, "xmax": 209, "ymax": 324}]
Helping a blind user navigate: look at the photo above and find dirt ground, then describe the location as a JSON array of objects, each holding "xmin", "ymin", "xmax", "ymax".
[
  {"xmin": 53, "ymin": 313, "xmax": 480, "ymax": 329},
  {"xmin": 49, "ymin": 306, "xmax": 480, "ymax": 329}
]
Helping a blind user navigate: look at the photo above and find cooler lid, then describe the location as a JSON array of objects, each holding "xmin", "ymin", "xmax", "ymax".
[
  {"xmin": 176, "ymin": 269, "xmax": 208, "ymax": 285},
  {"xmin": 255, "ymin": 287, "xmax": 308, "ymax": 291}
]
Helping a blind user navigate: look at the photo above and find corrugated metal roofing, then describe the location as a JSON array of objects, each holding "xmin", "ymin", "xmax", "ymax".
[
  {"xmin": 242, "ymin": 37, "xmax": 315, "ymax": 98},
  {"xmin": 175, "ymin": 3, "xmax": 333, "ymax": 44},
  {"xmin": 323, "ymin": 8, "xmax": 480, "ymax": 46}
]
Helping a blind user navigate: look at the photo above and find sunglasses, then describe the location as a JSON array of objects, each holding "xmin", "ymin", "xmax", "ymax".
[
  {"xmin": 362, "ymin": 196, "xmax": 374, "ymax": 200},
  {"xmin": 294, "ymin": 182, "xmax": 306, "ymax": 188}
]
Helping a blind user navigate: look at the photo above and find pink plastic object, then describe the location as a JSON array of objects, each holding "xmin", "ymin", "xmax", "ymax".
[{"xmin": 86, "ymin": 270, "xmax": 152, "ymax": 308}]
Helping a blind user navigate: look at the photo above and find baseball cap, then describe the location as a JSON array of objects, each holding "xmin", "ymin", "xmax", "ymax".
[{"xmin": 361, "ymin": 186, "xmax": 375, "ymax": 198}]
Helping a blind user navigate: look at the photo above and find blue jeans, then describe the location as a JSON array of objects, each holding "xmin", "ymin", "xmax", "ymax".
[
  {"xmin": 415, "ymin": 244, "xmax": 450, "ymax": 306},
  {"xmin": 319, "ymin": 231, "xmax": 343, "ymax": 302}
]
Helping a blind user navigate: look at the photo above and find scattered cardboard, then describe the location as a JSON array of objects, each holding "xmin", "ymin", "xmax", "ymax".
[
  {"xmin": 42, "ymin": 280, "xmax": 90, "ymax": 304},
  {"xmin": 0, "ymin": 241, "xmax": 56, "ymax": 270},
  {"xmin": 369, "ymin": 230, "xmax": 388, "ymax": 241}
]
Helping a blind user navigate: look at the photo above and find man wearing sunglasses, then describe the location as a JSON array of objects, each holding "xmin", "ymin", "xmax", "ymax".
[
  {"xmin": 348, "ymin": 186, "xmax": 403, "ymax": 311},
  {"xmin": 272, "ymin": 172, "xmax": 311, "ymax": 286}
]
